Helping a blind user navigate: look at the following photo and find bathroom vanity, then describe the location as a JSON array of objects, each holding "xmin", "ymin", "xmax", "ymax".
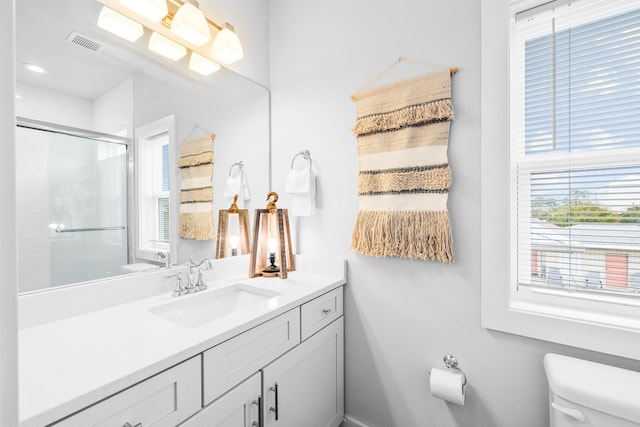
[{"xmin": 19, "ymin": 257, "xmax": 345, "ymax": 427}]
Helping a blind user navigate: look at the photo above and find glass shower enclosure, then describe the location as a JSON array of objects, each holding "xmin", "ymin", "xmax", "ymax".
[{"xmin": 16, "ymin": 118, "xmax": 129, "ymax": 292}]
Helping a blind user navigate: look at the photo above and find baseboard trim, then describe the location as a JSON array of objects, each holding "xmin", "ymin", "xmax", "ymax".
[{"xmin": 342, "ymin": 415, "xmax": 372, "ymax": 427}]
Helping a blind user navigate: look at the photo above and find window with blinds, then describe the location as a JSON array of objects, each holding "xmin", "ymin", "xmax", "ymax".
[
  {"xmin": 512, "ymin": 0, "xmax": 640, "ymax": 298},
  {"xmin": 157, "ymin": 143, "xmax": 170, "ymax": 243},
  {"xmin": 137, "ymin": 129, "xmax": 170, "ymax": 252}
]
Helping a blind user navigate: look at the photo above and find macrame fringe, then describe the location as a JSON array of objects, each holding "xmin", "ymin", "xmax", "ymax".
[
  {"xmin": 178, "ymin": 152, "xmax": 213, "ymax": 168},
  {"xmin": 179, "ymin": 212, "xmax": 214, "ymax": 240},
  {"xmin": 351, "ymin": 210, "xmax": 454, "ymax": 263},
  {"xmin": 352, "ymin": 99, "xmax": 454, "ymax": 136}
]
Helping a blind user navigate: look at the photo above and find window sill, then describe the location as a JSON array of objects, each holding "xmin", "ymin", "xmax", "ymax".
[{"xmin": 481, "ymin": 302, "xmax": 640, "ymax": 360}]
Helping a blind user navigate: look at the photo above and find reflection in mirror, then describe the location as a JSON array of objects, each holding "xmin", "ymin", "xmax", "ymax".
[
  {"xmin": 15, "ymin": 0, "xmax": 270, "ymax": 293},
  {"xmin": 16, "ymin": 121, "xmax": 129, "ymax": 291},
  {"xmin": 215, "ymin": 195, "xmax": 251, "ymax": 259}
]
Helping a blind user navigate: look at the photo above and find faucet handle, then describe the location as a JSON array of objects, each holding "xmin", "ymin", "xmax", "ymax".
[
  {"xmin": 196, "ymin": 269, "xmax": 208, "ymax": 291},
  {"xmin": 164, "ymin": 272, "xmax": 185, "ymax": 297}
]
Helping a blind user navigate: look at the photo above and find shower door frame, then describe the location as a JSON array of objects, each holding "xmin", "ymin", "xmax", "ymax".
[{"xmin": 16, "ymin": 116, "xmax": 135, "ymax": 269}]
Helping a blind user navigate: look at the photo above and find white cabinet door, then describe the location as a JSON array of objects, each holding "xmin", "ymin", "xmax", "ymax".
[
  {"xmin": 181, "ymin": 373, "xmax": 261, "ymax": 427},
  {"xmin": 262, "ymin": 317, "xmax": 344, "ymax": 427}
]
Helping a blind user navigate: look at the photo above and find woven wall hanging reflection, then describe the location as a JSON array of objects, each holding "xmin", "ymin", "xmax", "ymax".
[
  {"xmin": 350, "ymin": 69, "xmax": 454, "ymax": 263},
  {"xmin": 179, "ymin": 134, "xmax": 215, "ymax": 240}
]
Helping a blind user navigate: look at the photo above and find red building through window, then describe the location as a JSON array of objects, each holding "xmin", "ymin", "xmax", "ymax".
[{"xmin": 606, "ymin": 253, "xmax": 629, "ymax": 289}]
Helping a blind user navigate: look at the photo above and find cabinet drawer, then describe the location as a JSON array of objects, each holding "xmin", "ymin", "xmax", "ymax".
[
  {"xmin": 53, "ymin": 356, "xmax": 201, "ymax": 427},
  {"xmin": 203, "ymin": 308, "xmax": 300, "ymax": 405},
  {"xmin": 300, "ymin": 287, "xmax": 343, "ymax": 341}
]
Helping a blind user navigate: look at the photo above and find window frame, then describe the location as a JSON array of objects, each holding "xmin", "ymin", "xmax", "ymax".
[
  {"xmin": 481, "ymin": 0, "xmax": 640, "ymax": 360},
  {"xmin": 134, "ymin": 115, "xmax": 176, "ymax": 262}
]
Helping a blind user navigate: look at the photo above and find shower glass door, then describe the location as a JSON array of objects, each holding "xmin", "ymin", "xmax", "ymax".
[{"xmin": 16, "ymin": 124, "xmax": 129, "ymax": 291}]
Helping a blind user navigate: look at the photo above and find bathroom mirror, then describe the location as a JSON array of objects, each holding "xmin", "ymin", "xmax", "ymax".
[{"xmin": 15, "ymin": 0, "xmax": 270, "ymax": 293}]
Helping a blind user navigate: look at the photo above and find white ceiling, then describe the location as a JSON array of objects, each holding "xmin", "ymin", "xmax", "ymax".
[{"xmin": 16, "ymin": 0, "xmax": 147, "ymax": 100}]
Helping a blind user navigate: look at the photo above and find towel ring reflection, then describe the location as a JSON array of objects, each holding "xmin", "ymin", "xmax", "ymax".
[
  {"xmin": 291, "ymin": 150, "xmax": 312, "ymax": 169},
  {"xmin": 229, "ymin": 161, "xmax": 244, "ymax": 177}
]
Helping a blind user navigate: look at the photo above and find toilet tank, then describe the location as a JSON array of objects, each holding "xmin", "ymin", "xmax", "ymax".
[{"xmin": 544, "ymin": 353, "xmax": 640, "ymax": 427}]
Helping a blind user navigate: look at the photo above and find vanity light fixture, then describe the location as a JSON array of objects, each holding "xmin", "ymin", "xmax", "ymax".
[
  {"xmin": 210, "ymin": 23, "xmax": 244, "ymax": 65},
  {"xmin": 96, "ymin": 2, "xmax": 244, "ymax": 75},
  {"xmin": 215, "ymin": 194, "xmax": 250, "ymax": 259},
  {"xmin": 97, "ymin": 6, "xmax": 144, "ymax": 42},
  {"xmin": 249, "ymin": 192, "xmax": 294, "ymax": 279},
  {"xmin": 170, "ymin": 0, "xmax": 211, "ymax": 46},
  {"xmin": 148, "ymin": 31, "xmax": 187, "ymax": 61},
  {"xmin": 189, "ymin": 52, "xmax": 221, "ymax": 76},
  {"xmin": 119, "ymin": 0, "xmax": 168, "ymax": 23}
]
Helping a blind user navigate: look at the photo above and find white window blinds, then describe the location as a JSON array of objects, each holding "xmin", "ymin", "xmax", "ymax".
[
  {"xmin": 158, "ymin": 143, "xmax": 170, "ymax": 243},
  {"xmin": 512, "ymin": 0, "xmax": 640, "ymax": 296}
]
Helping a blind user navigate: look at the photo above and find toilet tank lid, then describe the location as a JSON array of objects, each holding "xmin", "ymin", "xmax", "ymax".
[{"xmin": 544, "ymin": 353, "xmax": 640, "ymax": 424}]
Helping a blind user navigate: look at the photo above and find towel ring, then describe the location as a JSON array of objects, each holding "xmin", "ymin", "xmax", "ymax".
[
  {"xmin": 229, "ymin": 161, "xmax": 244, "ymax": 177},
  {"xmin": 291, "ymin": 150, "xmax": 312, "ymax": 169}
]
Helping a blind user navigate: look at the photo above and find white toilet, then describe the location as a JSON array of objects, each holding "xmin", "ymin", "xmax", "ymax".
[{"xmin": 544, "ymin": 353, "xmax": 640, "ymax": 426}]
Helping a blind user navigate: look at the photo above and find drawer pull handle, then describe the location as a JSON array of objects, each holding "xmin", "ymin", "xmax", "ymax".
[
  {"xmin": 322, "ymin": 309, "xmax": 332, "ymax": 315},
  {"xmin": 269, "ymin": 383, "xmax": 279, "ymax": 421},
  {"xmin": 123, "ymin": 423, "xmax": 142, "ymax": 427},
  {"xmin": 252, "ymin": 395, "xmax": 262, "ymax": 427}
]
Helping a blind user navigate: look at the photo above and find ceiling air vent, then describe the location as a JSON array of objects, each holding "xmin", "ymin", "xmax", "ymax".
[{"xmin": 65, "ymin": 31, "xmax": 105, "ymax": 53}]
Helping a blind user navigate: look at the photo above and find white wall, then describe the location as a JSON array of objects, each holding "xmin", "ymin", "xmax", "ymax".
[
  {"xmin": 91, "ymin": 78, "xmax": 133, "ymax": 135},
  {"xmin": 15, "ymin": 82, "xmax": 92, "ymax": 129},
  {"xmin": 269, "ymin": 1, "xmax": 640, "ymax": 426},
  {"xmin": 1, "ymin": 1, "xmax": 18, "ymax": 424}
]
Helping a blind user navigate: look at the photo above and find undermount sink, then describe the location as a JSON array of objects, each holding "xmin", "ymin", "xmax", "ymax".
[{"xmin": 150, "ymin": 284, "xmax": 280, "ymax": 328}]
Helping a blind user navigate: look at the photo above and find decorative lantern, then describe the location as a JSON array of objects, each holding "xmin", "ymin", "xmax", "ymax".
[
  {"xmin": 215, "ymin": 194, "xmax": 250, "ymax": 259},
  {"xmin": 249, "ymin": 192, "xmax": 295, "ymax": 278}
]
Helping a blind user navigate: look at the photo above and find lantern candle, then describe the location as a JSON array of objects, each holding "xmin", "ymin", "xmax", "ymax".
[{"xmin": 249, "ymin": 192, "xmax": 294, "ymax": 279}]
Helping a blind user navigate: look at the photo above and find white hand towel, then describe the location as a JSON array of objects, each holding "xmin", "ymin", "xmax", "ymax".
[
  {"xmin": 240, "ymin": 172, "xmax": 251, "ymax": 201},
  {"xmin": 285, "ymin": 166, "xmax": 316, "ymax": 216},
  {"xmin": 285, "ymin": 167, "xmax": 311, "ymax": 194},
  {"xmin": 224, "ymin": 172, "xmax": 251, "ymax": 205}
]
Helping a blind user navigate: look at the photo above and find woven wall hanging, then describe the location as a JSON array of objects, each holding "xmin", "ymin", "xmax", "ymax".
[
  {"xmin": 350, "ymin": 68, "xmax": 455, "ymax": 263},
  {"xmin": 178, "ymin": 134, "xmax": 215, "ymax": 240}
]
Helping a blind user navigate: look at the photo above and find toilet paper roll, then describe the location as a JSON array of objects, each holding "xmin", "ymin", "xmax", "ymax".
[{"xmin": 429, "ymin": 368, "xmax": 465, "ymax": 405}]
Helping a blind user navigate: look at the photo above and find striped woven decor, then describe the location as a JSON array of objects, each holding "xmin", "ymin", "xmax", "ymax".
[
  {"xmin": 179, "ymin": 134, "xmax": 215, "ymax": 240},
  {"xmin": 350, "ymin": 69, "xmax": 454, "ymax": 263}
]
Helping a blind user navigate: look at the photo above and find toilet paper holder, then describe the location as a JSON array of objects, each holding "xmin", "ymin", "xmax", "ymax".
[{"xmin": 443, "ymin": 354, "xmax": 467, "ymax": 386}]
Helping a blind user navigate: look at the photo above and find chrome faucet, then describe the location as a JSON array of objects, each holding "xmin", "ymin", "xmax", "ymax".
[{"xmin": 154, "ymin": 251, "xmax": 171, "ymax": 268}]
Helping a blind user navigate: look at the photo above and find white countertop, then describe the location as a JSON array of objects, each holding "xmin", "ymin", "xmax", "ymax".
[{"xmin": 19, "ymin": 259, "xmax": 346, "ymax": 427}]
